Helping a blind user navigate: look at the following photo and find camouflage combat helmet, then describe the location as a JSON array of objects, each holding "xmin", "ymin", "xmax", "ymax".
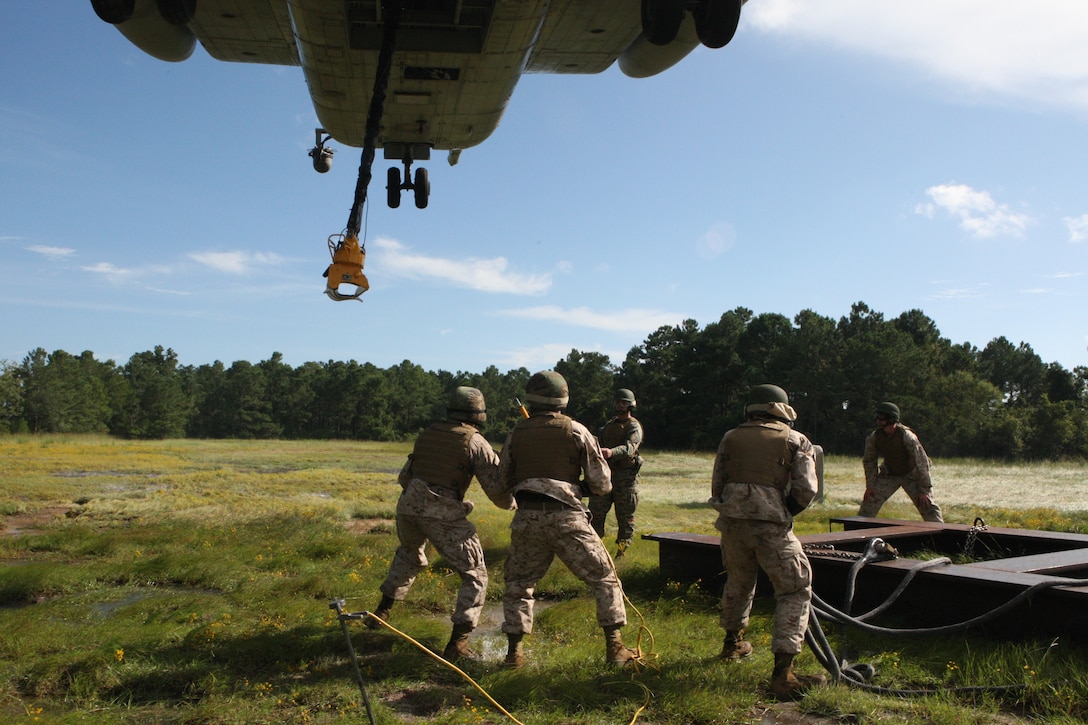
[
  {"xmin": 448, "ymin": 386, "xmax": 487, "ymax": 424},
  {"xmin": 875, "ymin": 401, "xmax": 901, "ymax": 423},
  {"xmin": 745, "ymin": 384, "xmax": 794, "ymax": 421},
  {"xmin": 748, "ymin": 384, "xmax": 789, "ymax": 406},
  {"xmin": 524, "ymin": 370, "xmax": 569, "ymax": 410},
  {"xmin": 615, "ymin": 388, "xmax": 636, "ymax": 407}
]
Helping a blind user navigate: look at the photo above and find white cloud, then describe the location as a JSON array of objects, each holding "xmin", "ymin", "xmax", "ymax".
[
  {"xmin": 498, "ymin": 305, "xmax": 682, "ymax": 333},
  {"xmin": 26, "ymin": 245, "xmax": 76, "ymax": 259},
  {"xmin": 915, "ymin": 184, "xmax": 1029, "ymax": 238},
  {"xmin": 82, "ymin": 261, "xmax": 136, "ymax": 284},
  {"xmin": 697, "ymin": 222, "xmax": 736, "ymax": 259},
  {"xmin": 82, "ymin": 261, "xmax": 178, "ymax": 291},
  {"xmin": 1064, "ymin": 214, "xmax": 1088, "ymax": 242},
  {"xmin": 496, "ymin": 342, "xmax": 577, "ymax": 370},
  {"xmin": 926, "ymin": 282, "xmax": 990, "ymax": 300},
  {"xmin": 746, "ymin": 1, "xmax": 1088, "ymax": 112},
  {"xmin": 372, "ymin": 238, "xmax": 552, "ymax": 294},
  {"xmin": 188, "ymin": 251, "xmax": 285, "ymax": 275},
  {"xmin": 145, "ymin": 286, "xmax": 191, "ymax": 296}
]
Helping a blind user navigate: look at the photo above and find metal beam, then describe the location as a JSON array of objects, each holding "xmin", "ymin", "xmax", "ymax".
[{"xmin": 644, "ymin": 517, "xmax": 1088, "ymax": 643}]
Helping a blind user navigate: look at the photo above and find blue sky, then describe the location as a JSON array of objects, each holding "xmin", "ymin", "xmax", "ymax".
[{"xmin": 3, "ymin": 1, "xmax": 1087, "ymax": 376}]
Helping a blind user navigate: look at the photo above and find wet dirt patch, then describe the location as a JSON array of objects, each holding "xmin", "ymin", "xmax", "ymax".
[
  {"xmin": 344, "ymin": 518, "xmax": 394, "ymax": 535},
  {"xmin": 93, "ymin": 591, "xmax": 153, "ymax": 618},
  {"xmin": 380, "ymin": 684, "xmax": 464, "ymax": 721},
  {"xmin": 1, "ymin": 506, "xmax": 77, "ymax": 537},
  {"xmin": 55, "ymin": 470, "xmax": 160, "ymax": 478}
]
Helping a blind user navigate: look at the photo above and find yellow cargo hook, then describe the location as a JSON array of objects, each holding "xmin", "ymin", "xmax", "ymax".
[{"xmin": 323, "ymin": 233, "xmax": 369, "ymax": 302}]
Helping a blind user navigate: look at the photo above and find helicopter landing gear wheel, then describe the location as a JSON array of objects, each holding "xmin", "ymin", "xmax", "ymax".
[
  {"xmin": 641, "ymin": 0, "xmax": 684, "ymax": 45},
  {"xmin": 387, "ymin": 167, "xmax": 401, "ymax": 208},
  {"xmin": 156, "ymin": 0, "xmax": 197, "ymax": 25},
  {"xmin": 413, "ymin": 168, "xmax": 430, "ymax": 209},
  {"xmin": 693, "ymin": 0, "xmax": 741, "ymax": 48}
]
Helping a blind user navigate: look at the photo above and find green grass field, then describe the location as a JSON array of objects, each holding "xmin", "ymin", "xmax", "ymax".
[{"xmin": 2, "ymin": 435, "xmax": 1087, "ymax": 724}]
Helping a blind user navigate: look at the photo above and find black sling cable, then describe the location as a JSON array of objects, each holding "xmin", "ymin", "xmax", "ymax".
[{"xmin": 345, "ymin": 0, "xmax": 403, "ymax": 239}]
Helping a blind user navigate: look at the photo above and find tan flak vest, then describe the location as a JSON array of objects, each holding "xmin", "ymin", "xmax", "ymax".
[
  {"xmin": 409, "ymin": 421, "xmax": 476, "ymax": 498},
  {"xmin": 874, "ymin": 425, "xmax": 913, "ymax": 476},
  {"xmin": 719, "ymin": 419, "xmax": 792, "ymax": 490},
  {"xmin": 506, "ymin": 412, "xmax": 581, "ymax": 484},
  {"xmin": 600, "ymin": 417, "xmax": 641, "ymax": 469}
]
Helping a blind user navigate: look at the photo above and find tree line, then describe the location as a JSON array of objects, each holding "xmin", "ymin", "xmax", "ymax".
[{"xmin": 2, "ymin": 302, "xmax": 1086, "ymax": 460}]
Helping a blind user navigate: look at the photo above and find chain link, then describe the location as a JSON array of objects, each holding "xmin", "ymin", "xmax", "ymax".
[
  {"xmin": 964, "ymin": 516, "xmax": 988, "ymax": 559},
  {"xmin": 809, "ymin": 519, "xmax": 990, "ymax": 563},
  {"xmin": 803, "ymin": 544, "xmax": 866, "ymax": 560},
  {"xmin": 804, "ymin": 538, "xmax": 899, "ymax": 562}
]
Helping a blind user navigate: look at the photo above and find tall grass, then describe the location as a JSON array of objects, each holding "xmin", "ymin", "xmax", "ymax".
[{"xmin": 2, "ymin": 435, "xmax": 1087, "ymax": 723}]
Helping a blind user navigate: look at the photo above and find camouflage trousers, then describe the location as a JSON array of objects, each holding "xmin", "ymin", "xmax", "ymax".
[
  {"xmin": 718, "ymin": 518, "xmax": 812, "ymax": 655},
  {"xmin": 588, "ymin": 475, "xmax": 639, "ymax": 544},
  {"xmin": 379, "ymin": 512, "xmax": 487, "ymax": 627},
  {"xmin": 859, "ymin": 475, "xmax": 943, "ymax": 522},
  {"xmin": 502, "ymin": 508, "xmax": 627, "ymax": 634}
]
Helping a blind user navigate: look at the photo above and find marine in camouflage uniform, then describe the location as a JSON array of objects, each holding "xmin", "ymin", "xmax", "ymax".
[
  {"xmin": 859, "ymin": 401, "xmax": 943, "ymax": 522},
  {"xmin": 709, "ymin": 384, "xmax": 825, "ymax": 700},
  {"xmin": 366, "ymin": 387, "xmax": 510, "ymax": 662},
  {"xmin": 496, "ymin": 370, "xmax": 637, "ymax": 669},
  {"xmin": 589, "ymin": 388, "xmax": 644, "ymax": 558}
]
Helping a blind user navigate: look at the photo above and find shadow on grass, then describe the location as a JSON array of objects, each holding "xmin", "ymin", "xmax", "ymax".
[
  {"xmin": 675, "ymin": 501, "xmax": 714, "ymax": 510},
  {"xmin": 58, "ymin": 619, "xmax": 474, "ymax": 718},
  {"xmin": 615, "ymin": 561, "xmax": 722, "ymax": 604}
]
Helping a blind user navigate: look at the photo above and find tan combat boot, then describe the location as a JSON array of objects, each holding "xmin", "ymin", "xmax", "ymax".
[
  {"xmin": 504, "ymin": 633, "xmax": 525, "ymax": 669},
  {"xmin": 441, "ymin": 622, "xmax": 478, "ymax": 662},
  {"xmin": 365, "ymin": 595, "xmax": 395, "ymax": 630},
  {"xmin": 719, "ymin": 630, "xmax": 753, "ymax": 660},
  {"xmin": 615, "ymin": 540, "xmax": 630, "ymax": 559},
  {"xmin": 770, "ymin": 652, "xmax": 827, "ymax": 700},
  {"xmin": 604, "ymin": 625, "xmax": 639, "ymax": 667}
]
